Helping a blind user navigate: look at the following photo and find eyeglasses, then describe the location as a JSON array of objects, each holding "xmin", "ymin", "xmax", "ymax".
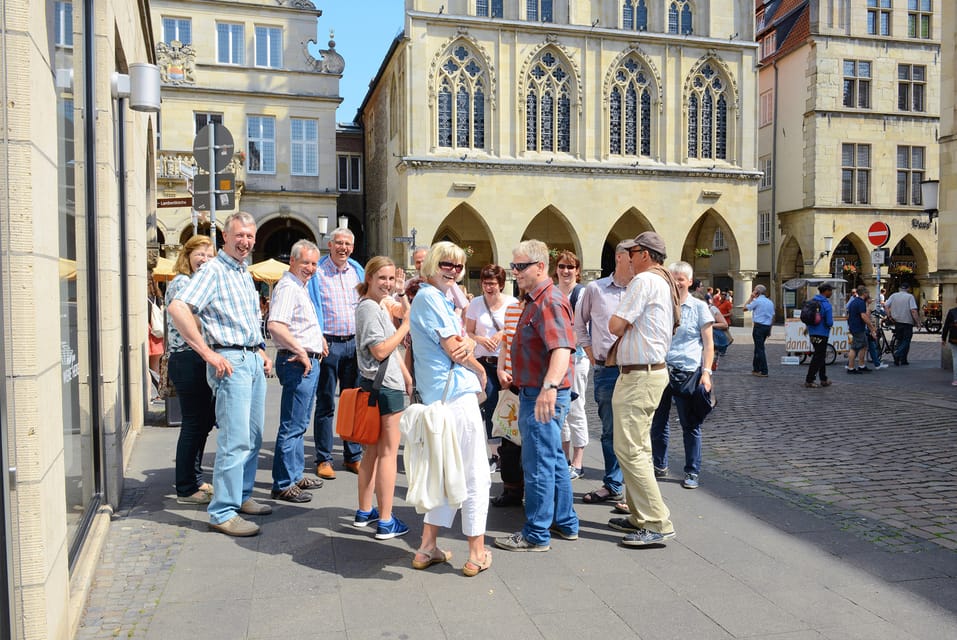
[
  {"xmin": 481, "ymin": 281, "xmax": 499, "ymax": 287},
  {"xmin": 557, "ymin": 264, "xmax": 577, "ymax": 271},
  {"xmin": 510, "ymin": 261, "xmax": 538, "ymax": 272},
  {"xmin": 628, "ymin": 247, "xmax": 647, "ymax": 256},
  {"xmin": 437, "ymin": 261, "xmax": 464, "ymax": 273}
]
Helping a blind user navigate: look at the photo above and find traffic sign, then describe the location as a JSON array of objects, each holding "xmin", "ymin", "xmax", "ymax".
[
  {"xmin": 192, "ymin": 173, "xmax": 235, "ymax": 211},
  {"xmin": 193, "ymin": 124, "xmax": 235, "ymax": 173},
  {"xmin": 157, "ymin": 197, "xmax": 192, "ymax": 208},
  {"xmin": 871, "ymin": 249, "xmax": 886, "ymax": 266},
  {"xmin": 867, "ymin": 221, "xmax": 890, "ymax": 247}
]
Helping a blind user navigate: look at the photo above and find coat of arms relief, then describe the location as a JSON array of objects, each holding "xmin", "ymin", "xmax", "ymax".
[{"xmin": 156, "ymin": 40, "xmax": 196, "ymax": 85}]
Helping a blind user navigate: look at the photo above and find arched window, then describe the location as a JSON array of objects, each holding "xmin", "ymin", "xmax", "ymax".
[
  {"xmin": 436, "ymin": 44, "xmax": 487, "ymax": 149},
  {"xmin": 687, "ymin": 63, "xmax": 728, "ymax": 160},
  {"xmin": 609, "ymin": 56, "xmax": 653, "ymax": 156},
  {"xmin": 623, "ymin": 0, "xmax": 648, "ymax": 31},
  {"xmin": 476, "ymin": 0, "xmax": 503, "ymax": 18},
  {"xmin": 668, "ymin": 0, "xmax": 693, "ymax": 34},
  {"xmin": 525, "ymin": 50, "xmax": 572, "ymax": 152}
]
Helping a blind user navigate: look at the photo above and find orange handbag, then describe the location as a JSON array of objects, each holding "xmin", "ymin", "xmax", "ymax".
[{"xmin": 335, "ymin": 359, "xmax": 387, "ymax": 446}]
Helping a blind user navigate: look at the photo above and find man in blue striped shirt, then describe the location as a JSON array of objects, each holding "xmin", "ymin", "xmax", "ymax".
[{"xmin": 168, "ymin": 212, "xmax": 274, "ymax": 537}]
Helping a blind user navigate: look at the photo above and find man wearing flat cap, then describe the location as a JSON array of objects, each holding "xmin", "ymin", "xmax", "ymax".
[
  {"xmin": 607, "ymin": 231, "xmax": 680, "ymax": 547},
  {"xmin": 804, "ymin": 282, "xmax": 834, "ymax": 388}
]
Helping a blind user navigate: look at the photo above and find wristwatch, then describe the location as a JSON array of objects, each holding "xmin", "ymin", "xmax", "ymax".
[{"xmin": 543, "ymin": 382, "xmax": 560, "ymax": 391}]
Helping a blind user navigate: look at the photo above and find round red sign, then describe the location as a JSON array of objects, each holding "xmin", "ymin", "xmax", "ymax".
[{"xmin": 867, "ymin": 221, "xmax": 890, "ymax": 247}]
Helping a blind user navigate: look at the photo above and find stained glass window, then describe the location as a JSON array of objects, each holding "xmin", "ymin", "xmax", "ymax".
[
  {"xmin": 608, "ymin": 55, "xmax": 653, "ymax": 157},
  {"xmin": 435, "ymin": 44, "xmax": 487, "ymax": 149},
  {"xmin": 687, "ymin": 63, "xmax": 729, "ymax": 160},
  {"xmin": 668, "ymin": 1, "xmax": 693, "ymax": 34},
  {"xmin": 526, "ymin": 49, "xmax": 572, "ymax": 152},
  {"xmin": 477, "ymin": 0, "xmax": 503, "ymax": 17},
  {"xmin": 528, "ymin": 0, "xmax": 553, "ymax": 22}
]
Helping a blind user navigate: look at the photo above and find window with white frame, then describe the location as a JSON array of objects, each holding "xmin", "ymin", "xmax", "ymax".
[
  {"xmin": 896, "ymin": 146, "xmax": 925, "ymax": 205},
  {"xmin": 712, "ymin": 227, "xmax": 726, "ymax": 250},
  {"xmin": 758, "ymin": 211, "xmax": 772, "ymax": 244},
  {"xmin": 622, "ymin": 0, "xmax": 649, "ymax": 31},
  {"xmin": 290, "ymin": 118, "xmax": 318, "ymax": 176},
  {"xmin": 194, "ymin": 112, "xmax": 223, "ymax": 134},
  {"xmin": 527, "ymin": 0, "xmax": 553, "ymax": 22},
  {"xmin": 907, "ymin": 0, "xmax": 932, "ymax": 38},
  {"xmin": 247, "ymin": 116, "xmax": 275, "ymax": 173},
  {"xmin": 897, "ymin": 64, "xmax": 926, "ymax": 112},
  {"xmin": 759, "ymin": 156, "xmax": 773, "ymax": 190},
  {"xmin": 759, "ymin": 32, "xmax": 776, "ymax": 59},
  {"xmin": 255, "ymin": 26, "xmax": 282, "ymax": 68},
  {"xmin": 842, "ymin": 60, "xmax": 871, "ymax": 109},
  {"xmin": 217, "ymin": 22, "xmax": 244, "ymax": 65},
  {"xmin": 476, "ymin": 0, "xmax": 503, "ymax": 17},
  {"xmin": 668, "ymin": 0, "xmax": 693, "ymax": 34},
  {"xmin": 162, "ymin": 16, "xmax": 191, "ymax": 44},
  {"xmin": 867, "ymin": 0, "xmax": 891, "ymax": 35},
  {"xmin": 54, "ymin": 1, "xmax": 73, "ymax": 47},
  {"xmin": 759, "ymin": 89, "xmax": 774, "ymax": 127},
  {"xmin": 337, "ymin": 154, "xmax": 361, "ymax": 192},
  {"xmin": 841, "ymin": 143, "xmax": 871, "ymax": 204}
]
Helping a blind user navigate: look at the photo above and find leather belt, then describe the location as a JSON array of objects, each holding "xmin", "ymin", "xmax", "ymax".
[
  {"xmin": 618, "ymin": 363, "xmax": 666, "ymax": 373},
  {"xmin": 211, "ymin": 344, "xmax": 260, "ymax": 352},
  {"xmin": 594, "ymin": 359, "xmax": 605, "ymax": 367},
  {"xmin": 324, "ymin": 334, "xmax": 354, "ymax": 343},
  {"xmin": 478, "ymin": 356, "xmax": 498, "ymax": 364},
  {"xmin": 277, "ymin": 348, "xmax": 322, "ymax": 360}
]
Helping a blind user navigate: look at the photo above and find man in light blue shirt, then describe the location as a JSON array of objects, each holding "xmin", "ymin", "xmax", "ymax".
[{"xmin": 745, "ymin": 284, "xmax": 775, "ymax": 377}]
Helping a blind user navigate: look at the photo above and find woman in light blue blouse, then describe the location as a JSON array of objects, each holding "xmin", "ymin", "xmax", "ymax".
[{"xmin": 165, "ymin": 235, "xmax": 216, "ymax": 504}]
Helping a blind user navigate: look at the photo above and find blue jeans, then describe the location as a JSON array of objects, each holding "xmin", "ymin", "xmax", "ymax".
[
  {"xmin": 273, "ymin": 355, "xmax": 320, "ymax": 491},
  {"xmin": 893, "ymin": 322, "xmax": 914, "ymax": 363},
  {"xmin": 313, "ymin": 338, "xmax": 362, "ymax": 465},
  {"xmin": 168, "ymin": 349, "xmax": 216, "ymax": 497},
  {"xmin": 867, "ymin": 333, "xmax": 882, "ymax": 367},
  {"xmin": 206, "ymin": 349, "xmax": 266, "ymax": 525},
  {"xmin": 650, "ymin": 384, "xmax": 702, "ymax": 475},
  {"xmin": 478, "ymin": 358, "xmax": 501, "ymax": 440},
  {"xmin": 593, "ymin": 364, "xmax": 623, "ymax": 495},
  {"xmin": 752, "ymin": 323, "xmax": 771, "ymax": 375},
  {"xmin": 518, "ymin": 387, "xmax": 578, "ymax": 545}
]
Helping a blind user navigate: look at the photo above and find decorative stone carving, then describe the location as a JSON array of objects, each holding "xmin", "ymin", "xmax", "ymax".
[
  {"xmin": 304, "ymin": 30, "xmax": 345, "ymax": 75},
  {"xmin": 155, "ymin": 40, "xmax": 196, "ymax": 85}
]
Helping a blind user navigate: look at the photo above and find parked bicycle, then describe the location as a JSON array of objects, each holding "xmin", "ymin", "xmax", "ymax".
[
  {"xmin": 871, "ymin": 309, "xmax": 899, "ymax": 356},
  {"xmin": 922, "ymin": 300, "xmax": 942, "ymax": 333}
]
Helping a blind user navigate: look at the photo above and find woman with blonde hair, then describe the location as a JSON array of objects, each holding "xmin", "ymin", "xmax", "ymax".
[
  {"xmin": 165, "ymin": 235, "xmax": 216, "ymax": 504},
  {"xmin": 408, "ymin": 241, "xmax": 492, "ymax": 577},
  {"xmin": 352, "ymin": 256, "xmax": 413, "ymax": 539}
]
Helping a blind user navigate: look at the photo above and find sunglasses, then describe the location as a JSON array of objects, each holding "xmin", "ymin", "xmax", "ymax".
[
  {"xmin": 557, "ymin": 264, "xmax": 577, "ymax": 271},
  {"xmin": 628, "ymin": 247, "xmax": 648, "ymax": 256},
  {"xmin": 438, "ymin": 261, "xmax": 464, "ymax": 273},
  {"xmin": 510, "ymin": 261, "xmax": 539, "ymax": 272}
]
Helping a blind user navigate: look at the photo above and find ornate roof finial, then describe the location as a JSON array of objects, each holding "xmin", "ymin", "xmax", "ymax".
[{"xmin": 329, "ymin": 29, "xmax": 335, "ymax": 49}]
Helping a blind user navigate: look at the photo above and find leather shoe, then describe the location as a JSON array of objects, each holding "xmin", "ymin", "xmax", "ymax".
[
  {"xmin": 343, "ymin": 461, "xmax": 361, "ymax": 474},
  {"xmin": 316, "ymin": 462, "xmax": 336, "ymax": 479},
  {"xmin": 490, "ymin": 492, "xmax": 523, "ymax": 508},
  {"xmin": 271, "ymin": 484, "xmax": 312, "ymax": 503},
  {"xmin": 208, "ymin": 515, "xmax": 260, "ymax": 537},
  {"xmin": 239, "ymin": 498, "xmax": 273, "ymax": 515}
]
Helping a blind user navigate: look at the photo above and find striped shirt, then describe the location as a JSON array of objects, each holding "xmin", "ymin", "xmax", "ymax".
[
  {"xmin": 499, "ymin": 301, "xmax": 524, "ymax": 376},
  {"xmin": 269, "ymin": 271, "xmax": 324, "ymax": 353},
  {"xmin": 175, "ymin": 250, "xmax": 263, "ymax": 348},
  {"xmin": 574, "ymin": 275, "xmax": 630, "ymax": 361},
  {"xmin": 612, "ymin": 270, "xmax": 674, "ymax": 366},
  {"xmin": 511, "ymin": 279, "xmax": 575, "ymax": 389},
  {"xmin": 315, "ymin": 259, "xmax": 360, "ymax": 336}
]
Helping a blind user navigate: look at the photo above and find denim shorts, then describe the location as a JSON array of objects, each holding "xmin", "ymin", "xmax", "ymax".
[
  {"xmin": 850, "ymin": 331, "xmax": 867, "ymax": 350},
  {"xmin": 359, "ymin": 377, "xmax": 406, "ymax": 416}
]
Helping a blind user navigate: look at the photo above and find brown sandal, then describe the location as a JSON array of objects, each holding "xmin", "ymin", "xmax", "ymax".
[
  {"xmin": 412, "ymin": 547, "xmax": 452, "ymax": 570},
  {"xmin": 462, "ymin": 550, "xmax": 492, "ymax": 577}
]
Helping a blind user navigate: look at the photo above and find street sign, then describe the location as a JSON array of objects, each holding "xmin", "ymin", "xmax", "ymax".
[
  {"xmin": 157, "ymin": 197, "xmax": 192, "ymax": 208},
  {"xmin": 192, "ymin": 124, "xmax": 235, "ymax": 173},
  {"xmin": 867, "ymin": 221, "xmax": 890, "ymax": 247},
  {"xmin": 178, "ymin": 162, "xmax": 195, "ymax": 179},
  {"xmin": 192, "ymin": 173, "xmax": 235, "ymax": 211},
  {"xmin": 871, "ymin": 249, "xmax": 886, "ymax": 266},
  {"xmin": 393, "ymin": 236, "xmax": 414, "ymax": 243}
]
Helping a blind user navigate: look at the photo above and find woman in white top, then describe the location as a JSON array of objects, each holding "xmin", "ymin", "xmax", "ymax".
[
  {"xmin": 553, "ymin": 250, "xmax": 589, "ymax": 479},
  {"xmin": 465, "ymin": 264, "xmax": 517, "ymax": 468}
]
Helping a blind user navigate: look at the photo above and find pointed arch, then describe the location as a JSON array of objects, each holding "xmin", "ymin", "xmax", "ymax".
[
  {"xmin": 520, "ymin": 205, "xmax": 580, "ymax": 264},
  {"xmin": 684, "ymin": 54, "xmax": 738, "ymax": 162},
  {"xmin": 432, "ymin": 203, "xmax": 498, "ymax": 288},
  {"xmin": 600, "ymin": 208, "xmax": 654, "ymax": 276},
  {"xmin": 428, "ymin": 35, "xmax": 495, "ymax": 151},
  {"xmin": 604, "ymin": 47, "xmax": 662, "ymax": 158},
  {"xmin": 830, "ymin": 233, "xmax": 868, "ymax": 283},
  {"xmin": 777, "ymin": 235, "xmax": 806, "ymax": 281},
  {"xmin": 679, "ymin": 209, "xmax": 740, "ymax": 286},
  {"xmin": 520, "ymin": 41, "xmax": 581, "ymax": 153}
]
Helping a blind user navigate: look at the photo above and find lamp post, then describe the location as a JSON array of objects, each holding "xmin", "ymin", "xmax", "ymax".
[{"xmin": 920, "ymin": 179, "xmax": 939, "ymax": 225}]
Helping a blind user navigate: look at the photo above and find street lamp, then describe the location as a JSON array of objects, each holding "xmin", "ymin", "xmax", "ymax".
[
  {"xmin": 920, "ymin": 179, "xmax": 939, "ymax": 223},
  {"xmin": 317, "ymin": 215, "xmax": 329, "ymax": 240},
  {"xmin": 338, "ymin": 215, "xmax": 349, "ymax": 230},
  {"xmin": 819, "ymin": 235, "xmax": 833, "ymax": 259}
]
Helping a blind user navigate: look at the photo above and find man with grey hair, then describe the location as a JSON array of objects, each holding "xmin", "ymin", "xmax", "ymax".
[
  {"xmin": 168, "ymin": 211, "xmax": 274, "ymax": 537},
  {"xmin": 307, "ymin": 227, "xmax": 364, "ymax": 479},
  {"xmin": 884, "ymin": 282, "xmax": 921, "ymax": 365},
  {"xmin": 267, "ymin": 239, "xmax": 327, "ymax": 503},
  {"xmin": 745, "ymin": 284, "xmax": 774, "ymax": 377}
]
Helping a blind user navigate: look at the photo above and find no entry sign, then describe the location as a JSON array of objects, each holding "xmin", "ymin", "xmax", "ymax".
[{"xmin": 868, "ymin": 221, "xmax": 890, "ymax": 247}]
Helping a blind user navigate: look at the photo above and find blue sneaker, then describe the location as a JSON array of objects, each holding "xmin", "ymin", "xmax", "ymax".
[
  {"xmin": 681, "ymin": 473, "xmax": 699, "ymax": 489},
  {"xmin": 353, "ymin": 507, "xmax": 380, "ymax": 528},
  {"xmin": 374, "ymin": 516, "xmax": 409, "ymax": 540}
]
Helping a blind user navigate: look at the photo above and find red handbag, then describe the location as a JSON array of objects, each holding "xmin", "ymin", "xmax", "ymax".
[{"xmin": 334, "ymin": 359, "xmax": 387, "ymax": 446}]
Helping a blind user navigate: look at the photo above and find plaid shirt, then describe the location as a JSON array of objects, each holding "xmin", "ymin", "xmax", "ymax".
[
  {"xmin": 269, "ymin": 271, "xmax": 324, "ymax": 353},
  {"xmin": 175, "ymin": 250, "xmax": 263, "ymax": 347},
  {"xmin": 314, "ymin": 258, "xmax": 360, "ymax": 336},
  {"xmin": 511, "ymin": 279, "xmax": 575, "ymax": 389}
]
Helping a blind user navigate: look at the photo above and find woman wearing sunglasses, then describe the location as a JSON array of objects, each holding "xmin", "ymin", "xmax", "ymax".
[
  {"xmin": 407, "ymin": 242, "xmax": 492, "ymax": 577},
  {"xmin": 553, "ymin": 251, "xmax": 589, "ymax": 480}
]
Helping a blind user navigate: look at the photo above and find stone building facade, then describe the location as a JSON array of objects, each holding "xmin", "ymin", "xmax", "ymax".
[
  {"xmin": 150, "ymin": 0, "xmax": 343, "ymax": 264},
  {"xmin": 361, "ymin": 0, "xmax": 760, "ymax": 310},
  {"xmin": 936, "ymin": 2, "xmax": 956, "ymax": 308},
  {"xmin": 0, "ymin": 0, "xmax": 157, "ymax": 637},
  {"xmin": 757, "ymin": 0, "xmax": 941, "ymax": 315}
]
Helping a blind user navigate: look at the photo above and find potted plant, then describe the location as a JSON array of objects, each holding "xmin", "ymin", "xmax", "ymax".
[{"xmin": 694, "ymin": 248, "xmax": 713, "ymax": 258}]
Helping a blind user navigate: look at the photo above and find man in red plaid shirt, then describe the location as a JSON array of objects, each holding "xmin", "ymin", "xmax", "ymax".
[{"xmin": 494, "ymin": 240, "xmax": 579, "ymax": 552}]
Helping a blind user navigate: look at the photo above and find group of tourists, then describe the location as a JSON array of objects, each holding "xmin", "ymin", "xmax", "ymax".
[{"xmin": 163, "ymin": 212, "xmax": 723, "ymax": 578}]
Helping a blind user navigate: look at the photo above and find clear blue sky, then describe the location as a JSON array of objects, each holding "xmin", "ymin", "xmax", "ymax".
[{"xmin": 311, "ymin": 2, "xmax": 406, "ymax": 123}]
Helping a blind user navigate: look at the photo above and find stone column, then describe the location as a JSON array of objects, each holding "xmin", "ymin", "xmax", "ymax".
[{"xmin": 732, "ymin": 270, "xmax": 758, "ymax": 327}]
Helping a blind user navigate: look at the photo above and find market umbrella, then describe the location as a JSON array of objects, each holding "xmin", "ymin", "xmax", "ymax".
[
  {"xmin": 248, "ymin": 258, "xmax": 288, "ymax": 284},
  {"xmin": 152, "ymin": 256, "xmax": 177, "ymax": 282}
]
